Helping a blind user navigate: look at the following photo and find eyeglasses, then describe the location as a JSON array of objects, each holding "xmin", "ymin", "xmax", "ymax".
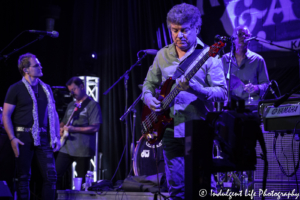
[{"xmin": 236, "ymin": 32, "xmax": 251, "ymax": 38}]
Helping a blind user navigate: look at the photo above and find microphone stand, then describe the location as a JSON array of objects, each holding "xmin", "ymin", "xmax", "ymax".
[
  {"xmin": 120, "ymin": 93, "xmax": 142, "ymax": 176},
  {"xmin": 103, "ymin": 53, "xmax": 147, "ymax": 176},
  {"xmin": 0, "ymin": 35, "xmax": 45, "ymax": 61},
  {"xmin": 226, "ymin": 40, "xmax": 235, "ymax": 109}
]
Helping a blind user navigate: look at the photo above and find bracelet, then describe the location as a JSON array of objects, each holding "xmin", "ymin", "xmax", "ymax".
[{"xmin": 10, "ymin": 136, "xmax": 16, "ymax": 142}]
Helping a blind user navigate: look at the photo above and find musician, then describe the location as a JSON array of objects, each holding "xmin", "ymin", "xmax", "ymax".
[
  {"xmin": 55, "ymin": 77, "xmax": 102, "ymax": 190},
  {"xmin": 142, "ymin": 3, "xmax": 227, "ymax": 199},
  {"xmin": 221, "ymin": 25, "xmax": 269, "ymax": 102},
  {"xmin": 2, "ymin": 53, "xmax": 61, "ymax": 200}
]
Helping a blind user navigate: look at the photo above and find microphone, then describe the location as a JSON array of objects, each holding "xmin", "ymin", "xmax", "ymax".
[
  {"xmin": 214, "ymin": 35, "xmax": 236, "ymax": 42},
  {"xmin": 28, "ymin": 30, "xmax": 59, "ymax": 38},
  {"xmin": 244, "ymin": 37, "xmax": 257, "ymax": 42},
  {"xmin": 273, "ymin": 83, "xmax": 300, "ymax": 107},
  {"xmin": 142, "ymin": 49, "xmax": 158, "ymax": 55}
]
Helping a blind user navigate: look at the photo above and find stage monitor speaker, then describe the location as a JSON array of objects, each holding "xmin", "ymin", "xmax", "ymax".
[
  {"xmin": 0, "ymin": 181, "xmax": 12, "ymax": 197},
  {"xmin": 255, "ymin": 132, "xmax": 300, "ymax": 182}
]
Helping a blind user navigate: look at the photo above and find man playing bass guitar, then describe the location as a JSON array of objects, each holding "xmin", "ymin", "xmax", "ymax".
[{"xmin": 142, "ymin": 3, "xmax": 227, "ymax": 199}]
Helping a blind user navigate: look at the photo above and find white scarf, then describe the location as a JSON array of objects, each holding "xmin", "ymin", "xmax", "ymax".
[{"xmin": 22, "ymin": 77, "xmax": 60, "ymax": 147}]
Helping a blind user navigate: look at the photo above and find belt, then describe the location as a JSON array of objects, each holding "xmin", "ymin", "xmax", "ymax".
[{"xmin": 15, "ymin": 127, "xmax": 47, "ymax": 133}]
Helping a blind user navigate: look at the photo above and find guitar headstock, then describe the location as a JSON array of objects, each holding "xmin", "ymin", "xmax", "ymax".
[
  {"xmin": 208, "ymin": 40, "xmax": 226, "ymax": 58},
  {"xmin": 75, "ymin": 102, "xmax": 82, "ymax": 109}
]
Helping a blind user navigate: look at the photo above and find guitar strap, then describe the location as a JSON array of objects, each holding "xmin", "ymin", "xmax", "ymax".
[
  {"xmin": 72, "ymin": 96, "xmax": 92, "ymax": 120},
  {"xmin": 172, "ymin": 44, "xmax": 207, "ymax": 80}
]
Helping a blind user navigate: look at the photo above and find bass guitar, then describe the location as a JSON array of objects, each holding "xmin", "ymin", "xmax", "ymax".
[
  {"xmin": 60, "ymin": 102, "xmax": 81, "ymax": 147},
  {"xmin": 141, "ymin": 41, "xmax": 226, "ymax": 145}
]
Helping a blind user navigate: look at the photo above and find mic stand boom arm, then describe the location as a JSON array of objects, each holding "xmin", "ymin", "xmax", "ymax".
[
  {"xmin": 0, "ymin": 35, "xmax": 45, "ymax": 61},
  {"xmin": 252, "ymin": 37, "xmax": 300, "ymax": 107},
  {"xmin": 103, "ymin": 53, "xmax": 147, "ymax": 95},
  {"xmin": 254, "ymin": 37, "xmax": 300, "ymax": 81}
]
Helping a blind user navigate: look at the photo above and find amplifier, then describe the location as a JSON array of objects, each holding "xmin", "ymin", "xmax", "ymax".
[
  {"xmin": 259, "ymin": 97, "xmax": 300, "ymax": 117},
  {"xmin": 259, "ymin": 97, "xmax": 300, "ymax": 132}
]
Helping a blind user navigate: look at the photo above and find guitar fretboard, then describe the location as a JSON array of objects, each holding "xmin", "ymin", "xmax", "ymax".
[{"xmin": 161, "ymin": 52, "xmax": 210, "ymax": 110}]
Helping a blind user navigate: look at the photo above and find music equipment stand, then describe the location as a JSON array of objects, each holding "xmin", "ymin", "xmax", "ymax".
[{"xmin": 103, "ymin": 53, "xmax": 147, "ymax": 176}]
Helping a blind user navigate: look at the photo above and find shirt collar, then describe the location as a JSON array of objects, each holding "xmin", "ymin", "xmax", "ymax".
[
  {"xmin": 244, "ymin": 49, "xmax": 251, "ymax": 58},
  {"xmin": 169, "ymin": 37, "xmax": 204, "ymax": 56},
  {"xmin": 229, "ymin": 49, "xmax": 251, "ymax": 61}
]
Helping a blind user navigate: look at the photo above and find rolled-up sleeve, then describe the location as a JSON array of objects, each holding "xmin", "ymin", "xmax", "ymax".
[
  {"xmin": 257, "ymin": 58, "xmax": 269, "ymax": 96},
  {"xmin": 142, "ymin": 56, "xmax": 162, "ymax": 101}
]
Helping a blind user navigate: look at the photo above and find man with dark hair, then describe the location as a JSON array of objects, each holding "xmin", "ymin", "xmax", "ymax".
[
  {"xmin": 221, "ymin": 25, "xmax": 269, "ymax": 103},
  {"xmin": 142, "ymin": 3, "xmax": 227, "ymax": 199},
  {"xmin": 2, "ymin": 52, "xmax": 61, "ymax": 200},
  {"xmin": 55, "ymin": 77, "xmax": 102, "ymax": 190}
]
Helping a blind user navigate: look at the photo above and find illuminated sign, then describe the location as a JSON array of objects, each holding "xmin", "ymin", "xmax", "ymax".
[{"xmin": 198, "ymin": 0, "xmax": 300, "ymax": 52}]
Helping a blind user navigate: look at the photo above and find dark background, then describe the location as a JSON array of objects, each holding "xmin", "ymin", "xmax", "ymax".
[{"xmin": 0, "ymin": 0, "xmax": 299, "ymax": 184}]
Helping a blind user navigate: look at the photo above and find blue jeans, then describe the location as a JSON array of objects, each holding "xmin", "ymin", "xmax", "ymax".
[
  {"xmin": 162, "ymin": 129, "xmax": 216, "ymax": 200},
  {"xmin": 15, "ymin": 131, "xmax": 56, "ymax": 200}
]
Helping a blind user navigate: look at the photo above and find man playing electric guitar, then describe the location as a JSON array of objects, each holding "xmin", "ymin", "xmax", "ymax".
[
  {"xmin": 55, "ymin": 77, "xmax": 102, "ymax": 190},
  {"xmin": 142, "ymin": 3, "xmax": 227, "ymax": 199}
]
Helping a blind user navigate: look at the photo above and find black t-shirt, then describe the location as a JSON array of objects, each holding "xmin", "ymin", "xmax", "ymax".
[{"xmin": 4, "ymin": 80, "xmax": 50, "ymax": 127}]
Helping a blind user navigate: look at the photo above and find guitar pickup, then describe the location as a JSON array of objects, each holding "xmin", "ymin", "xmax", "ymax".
[{"xmin": 146, "ymin": 132, "xmax": 158, "ymax": 140}]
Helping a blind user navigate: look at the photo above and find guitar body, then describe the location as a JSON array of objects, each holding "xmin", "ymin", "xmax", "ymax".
[
  {"xmin": 60, "ymin": 130, "xmax": 69, "ymax": 147},
  {"xmin": 142, "ymin": 78, "xmax": 175, "ymax": 145}
]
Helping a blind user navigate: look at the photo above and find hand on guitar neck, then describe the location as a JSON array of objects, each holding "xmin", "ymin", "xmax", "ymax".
[
  {"xmin": 176, "ymin": 75, "xmax": 190, "ymax": 91},
  {"xmin": 60, "ymin": 102, "xmax": 81, "ymax": 148}
]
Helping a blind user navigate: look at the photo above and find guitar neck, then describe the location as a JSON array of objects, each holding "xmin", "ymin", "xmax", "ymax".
[
  {"xmin": 65, "ymin": 108, "xmax": 77, "ymax": 126},
  {"xmin": 161, "ymin": 51, "xmax": 210, "ymax": 109}
]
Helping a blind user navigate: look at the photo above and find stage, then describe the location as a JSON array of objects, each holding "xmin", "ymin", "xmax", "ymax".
[{"xmin": 57, "ymin": 190, "xmax": 169, "ymax": 200}]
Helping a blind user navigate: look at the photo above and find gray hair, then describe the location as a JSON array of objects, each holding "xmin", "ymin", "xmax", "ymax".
[{"xmin": 167, "ymin": 3, "xmax": 202, "ymax": 30}]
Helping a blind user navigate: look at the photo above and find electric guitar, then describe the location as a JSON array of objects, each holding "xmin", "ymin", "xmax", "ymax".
[
  {"xmin": 60, "ymin": 102, "xmax": 81, "ymax": 147},
  {"xmin": 141, "ymin": 41, "xmax": 226, "ymax": 145}
]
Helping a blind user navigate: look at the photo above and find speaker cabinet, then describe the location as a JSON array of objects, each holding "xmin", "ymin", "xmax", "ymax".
[{"xmin": 254, "ymin": 132, "xmax": 300, "ymax": 199}]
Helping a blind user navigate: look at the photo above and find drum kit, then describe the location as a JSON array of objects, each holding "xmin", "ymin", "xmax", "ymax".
[{"xmin": 133, "ymin": 136, "xmax": 165, "ymax": 176}]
